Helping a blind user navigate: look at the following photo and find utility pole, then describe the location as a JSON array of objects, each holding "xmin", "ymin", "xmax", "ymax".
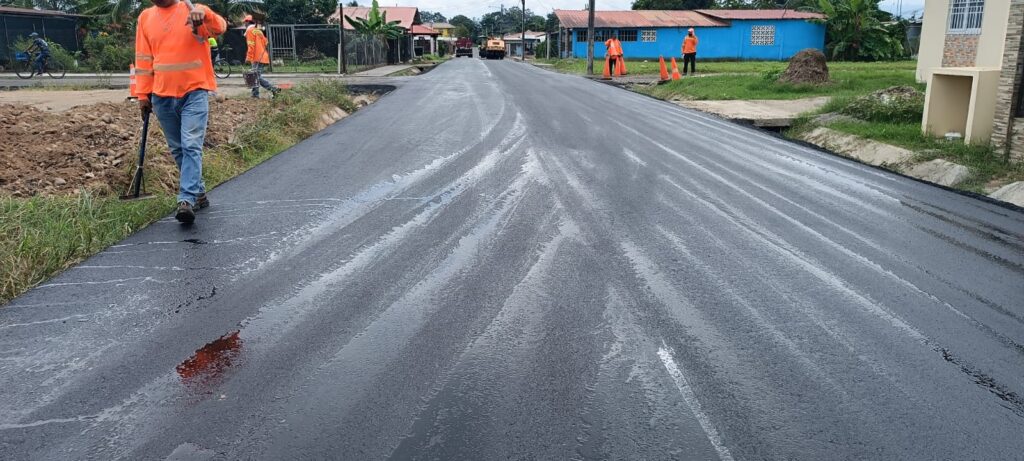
[
  {"xmin": 586, "ymin": 0, "xmax": 594, "ymax": 74},
  {"xmin": 521, "ymin": 0, "xmax": 526, "ymax": 60},
  {"xmin": 338, "ymin": 1, "xmax": 347, "ymax": 74}
]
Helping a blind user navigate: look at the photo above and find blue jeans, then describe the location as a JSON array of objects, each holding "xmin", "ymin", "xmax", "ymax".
[
  {"xmin": 34, "ymin": 53, "xmax": 49, "ymax": 73},
  {"xmin": 250, "ymin": 62, "xmax": 276, "ymax": 97},
  {"xmin": 152, "ymin": 90, "xmax": 209, "ymax": 206}
]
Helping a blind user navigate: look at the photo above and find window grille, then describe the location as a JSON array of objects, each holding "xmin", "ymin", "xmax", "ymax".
[
  {"xmin": 618, "ymin": 30, "xmax": 638, "ymax": 42},
  {"xmin": 576, "ymin": 30, "xmax": 587, "ymax": 42},
  {"xmin": 948, "ymin": 0, "xmax": 985, "ymax": 34},
  {"xmin": 641, "ymin": 29, "xmax": 657, "ymax": 42},
  {"xmin": 594, "ymin": 29, "xmax": 612, "ymax": 42},
  {"xmin": 751, "ymin": 25, "xmax": 775, "ymax": 46}
]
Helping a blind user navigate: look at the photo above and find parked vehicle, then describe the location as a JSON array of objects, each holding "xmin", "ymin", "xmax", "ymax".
[
  {"xmin": 481, "ymin": 39, "xmax": 506, "ymax": 60},
  {"xmin": 455, "ymin": 38, "xmax": 474, "ymax": 58}
]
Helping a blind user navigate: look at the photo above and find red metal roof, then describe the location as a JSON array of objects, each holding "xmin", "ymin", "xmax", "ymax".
[
  {"xmin": 554, "ymin": 9, "xmax": 727, "ymax": 28},
  {"xmin": 695, "ymin": 9, "xmax": 826, "ymax": 20},
  {"xmin": 0, "ymin": 6, "xmax": 85, "ymax": 18},
  {"xmin": 411, "ymin": 24, "xmax": 438, "ymax": 35},
  {"xmin": 331, "ymin": 6, "xmax": 420, "ymax": 30}
]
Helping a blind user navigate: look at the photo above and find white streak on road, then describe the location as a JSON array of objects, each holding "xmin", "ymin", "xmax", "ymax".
[{"xmin": 657, "ymin": 344, "xmax": 735, "ymax": 461}]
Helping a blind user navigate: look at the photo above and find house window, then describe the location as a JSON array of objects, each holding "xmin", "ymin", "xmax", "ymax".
[
  {"xmin": 576, "ymin": 30, "xmax": 587, "ymax": 42},
  {"xmin": 948, "ymin": 0, "xmax": 985, "ymax": 34},
  {"xmin": 641, "ymin": 29, "xmax": 657, "ymax": 42},
  {"xmin": 751, "ymin": 25, "xmax": 775, "ymax": 46},
  {"xmin": 619, "ymin": 29, "xmax": 638, "ymax": 42},
  {"xmin": 594, "ymin": 29, "xmax": 612, "ymax": 42}
]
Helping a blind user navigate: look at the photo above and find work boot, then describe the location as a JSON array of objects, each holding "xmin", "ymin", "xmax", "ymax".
[
  {"xmin": 175, "ymin": 201, "xmax": 195, "ymax": 224},
  {"xmin": 196, "ymin": 194, "xmax": 210, "ymax": 210},
  {"xmin": 270, "ymin": 87, "xmax": 281, "ymax": 98}
]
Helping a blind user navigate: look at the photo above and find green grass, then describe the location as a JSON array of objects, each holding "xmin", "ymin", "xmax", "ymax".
[
  {"xmin": 819, "ymin": 121, "xmax": 1024, "ymax": 193},
  {"xmin": 638, "ymin": 65, "xmax": 920, "ymax": 101},
  {"xmin": 537, "ymin": 58, "xmax": 917, "ymax": 77},
  {"xmin": 0, "ymin": 194, "xmax": 175, "ymax": 303},
  {"xmin": 0, "ymin": 79, "xmax": 357, "ymax": 305}
]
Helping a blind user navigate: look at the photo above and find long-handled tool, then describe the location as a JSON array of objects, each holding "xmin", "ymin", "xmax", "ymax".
[{"xmin": 120, "ymin": 111, "xmax": 154, "ymax": 201}]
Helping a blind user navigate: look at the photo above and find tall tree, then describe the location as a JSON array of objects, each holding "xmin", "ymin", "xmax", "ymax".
[
  {"xmin": 419, "ymin": 10, "xmax": 447, "ymax": 23},
  {"xmin": 449, "ymin": 14, "xmax": 478, "ymax": 38},
  {"xmin": 262, "ymin": 0, "xmax": 335, "ymax": 23},
  {"xmin": 816, "ymin": 0, "xmax": 903, "ymax": 60}
]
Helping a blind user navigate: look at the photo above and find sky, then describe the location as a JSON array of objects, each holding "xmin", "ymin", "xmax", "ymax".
[{"xmin": 373, "ymin": 0, "xmax": 926, "ymax": 21}]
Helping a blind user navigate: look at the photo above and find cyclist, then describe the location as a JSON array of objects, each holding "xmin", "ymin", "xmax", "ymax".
[
  {"xmin": 208, "ymin": 36, "xmax": 219, "ymax": 63},
  {"xmin": 26, "ymin": 32, "xmax": 50, "ymax": 74}
]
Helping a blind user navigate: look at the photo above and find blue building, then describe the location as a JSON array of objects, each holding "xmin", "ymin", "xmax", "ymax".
[{"xmin": 553, "ymin": 9, "xmax": 826, "ymax": 61}]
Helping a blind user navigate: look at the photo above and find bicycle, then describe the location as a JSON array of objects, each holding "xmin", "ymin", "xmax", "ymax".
[
  {"xmin": 213, "ymin": 45, "xmax": 232, "ymax": 78},
  {"xmin": 13, "ymin": 51, "xmax": 65, "ymax": 79}
]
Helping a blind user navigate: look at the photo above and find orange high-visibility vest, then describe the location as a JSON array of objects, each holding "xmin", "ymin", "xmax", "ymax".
[
  {"xmin": 683, "ymin": 35, "xmax": 698, "ymax": 54},
  {"xmin": 604, "ymin": 38, "xmax": 622, "ymax": 57},
  {"xmin": 134, "ymin": 1, "xmax": 226, "ymax": 100},
  {"xmin": 246, "ymin": 25, "xmax": 270, "ymax": 64}
]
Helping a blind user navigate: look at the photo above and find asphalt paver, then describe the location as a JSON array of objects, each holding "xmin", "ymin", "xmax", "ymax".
[{"xmin": 2, "ymin": 59, "xmax": 1023, "ymax": 460}]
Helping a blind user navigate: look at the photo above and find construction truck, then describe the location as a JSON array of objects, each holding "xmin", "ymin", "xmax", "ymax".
[
  {"xmin": 455, "ymin": 38, "xmax": 474, "ymax": 57},
  {"xmin": 481, "ymin": 38, "xmax": 506, "ymax": 60}
]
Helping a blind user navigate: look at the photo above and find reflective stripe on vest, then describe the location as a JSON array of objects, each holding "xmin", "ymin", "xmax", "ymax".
[{"xmin": 153, "ymin": 60, "xmax": 203, "ymax": 72}]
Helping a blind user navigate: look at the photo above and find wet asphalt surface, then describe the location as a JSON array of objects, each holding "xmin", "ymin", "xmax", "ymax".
[{"xmin": 2, "ymin": 58, "xmax": 1024, "ymax": 460}]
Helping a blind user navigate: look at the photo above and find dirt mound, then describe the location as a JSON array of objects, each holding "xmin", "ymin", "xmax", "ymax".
[
  {"xmin": 779, "ymin": 49, "xmax": 830, "ymax": 85},
  {"xmin": 0, "ymin": 98, "xmax": 266, "ymax": 198}
]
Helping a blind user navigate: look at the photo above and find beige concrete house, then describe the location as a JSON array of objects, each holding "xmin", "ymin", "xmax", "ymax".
[{"xmin": 918, "ymin": 0, "xmax": 1024, "ymax": 160}]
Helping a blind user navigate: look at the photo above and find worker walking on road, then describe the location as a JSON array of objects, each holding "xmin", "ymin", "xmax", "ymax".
[
  {"xmin": 135, "ymin": 0, "xmax": 226, "ymax": 224},
  {"xmin": 244, "ymin": 15, "xmax": 280, "ymax": 99},
  {"xmin": 26, "ymin": 32, "xmax": 50, "ymax": 75},
  {"xmin": 681, "ymin": 28, "xmax": 698, "ymax": 76}
]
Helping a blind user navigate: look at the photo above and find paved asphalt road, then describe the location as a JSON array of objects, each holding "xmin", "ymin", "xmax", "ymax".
[{"xmin": 2, "ymin": 59, "xmax": 1024, "ymax": 460}]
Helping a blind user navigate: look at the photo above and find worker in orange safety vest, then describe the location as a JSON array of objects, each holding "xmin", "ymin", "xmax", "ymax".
[
  {"xmin": 681, "ymin": 28, "xmax": 698, "ymax": 75},
  {"xmin": 604, "ymin": 33, "xmax": 623, "ymax": 75},
  {"xmin": 135, "ymin": 0, "xmax": 226, "ymax": 224},
  {"xmin": 244, "ymin": 15, "xmax": 280, "ymax": 98}
]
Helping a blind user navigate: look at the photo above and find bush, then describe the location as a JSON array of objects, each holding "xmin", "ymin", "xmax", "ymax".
[
  {"xmin": 290, "ymin": 78, "xmax": 357, "ymax": 113},
  {"xmin": 839, "ymin": 87, "xmax": 924, "ymax": 123},
  {"xmin": 83, "ymin": 33, "xmax": 134, "ymax": 72},
  {"xmin": 11, "ymin": 37, "xmax": 78, "ymax": 70}
]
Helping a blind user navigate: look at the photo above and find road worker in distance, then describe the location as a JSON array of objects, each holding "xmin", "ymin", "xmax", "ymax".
[
  {"xmin": 135, "ymin": 0, "xmax": 226, "ymax": 224},
  {"xmin": 682, "ymin": 27, "xmax": 698, "ymax": 76},
  {"xmin": 604, "ymin": 33, "xmax": 623, "ymax": 75},
  {"xmin": 244, "ymin": 15, "xmax": 280, "ymax": 99}
]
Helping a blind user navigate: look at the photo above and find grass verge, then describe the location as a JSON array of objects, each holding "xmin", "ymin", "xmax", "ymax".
[
  {"xmin": 810, "ymin": 120, "xmax": 1024, "ymax": 193},
  {"xmin": 0, "ymin": 79, "xmax": 357, "ymax": 304},
  {"xmin": 638, "ymin": 63, "xmax": 919, "ymax": 101}
]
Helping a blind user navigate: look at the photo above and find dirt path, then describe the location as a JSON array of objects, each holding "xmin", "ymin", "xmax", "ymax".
[{"xmin": 0, "ymin": 88, "xmax": 252, "ymax": 112}]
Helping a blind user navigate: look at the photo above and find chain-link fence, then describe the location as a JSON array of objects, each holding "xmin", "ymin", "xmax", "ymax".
[{"xmin": 259, "ymin": 24, "xmax": 402, "ymax": 74}]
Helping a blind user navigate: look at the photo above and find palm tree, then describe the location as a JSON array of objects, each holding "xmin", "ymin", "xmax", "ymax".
[
  {"xmin": 817, "ymin": 0, "xmax": 903, "ymax": 61},
  {"xmin": 344, "ymin": 0, "xmax": 403, "ymax": 64}
]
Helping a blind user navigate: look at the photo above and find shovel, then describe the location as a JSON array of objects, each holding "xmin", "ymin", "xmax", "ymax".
[{"xmin": 120, "ymin": 110, "xmax": 154, "ymax": 201}]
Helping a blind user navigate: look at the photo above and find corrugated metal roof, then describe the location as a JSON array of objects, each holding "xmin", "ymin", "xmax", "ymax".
[
  {"xmin": 410, "ymin": 24, "xmax": 438, "ymax": 35},
  {"xmin": 0, "ymin": 6, "xmax": 85, "ymax": 18},
  {"xmin": 502, "ymin": 31, "xmax": 548, "ymax": 41},
  {"xmin": 695, "ymin": 9, "xmax": 826, "ymax": 20},
  {"xmin": 332, "ymin": 6, "xmax": 420, "ymax": 30},
  {"xmin": 554, "ymin": 9, "xmax": 727, "ymax": 29}
]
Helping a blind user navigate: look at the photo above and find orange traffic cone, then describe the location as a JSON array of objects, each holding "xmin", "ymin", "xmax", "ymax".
[
  {"xmin": 612, "ymin": 57, "xmax": 621, "ymax": 77},
  {"xmin": 670, "ymin": 57, "xmax": 682, "ymax": 80},
  {"xmin": 618, "ymin": 56, "xmax": 627, "ymax": 76},
  {"xmin": 602, "ymin": 56, "xmax": 611, "ymax": 80},
  {"xmin": 659, "ymin": 56, "xmax": 669, "ymax": 81}
]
